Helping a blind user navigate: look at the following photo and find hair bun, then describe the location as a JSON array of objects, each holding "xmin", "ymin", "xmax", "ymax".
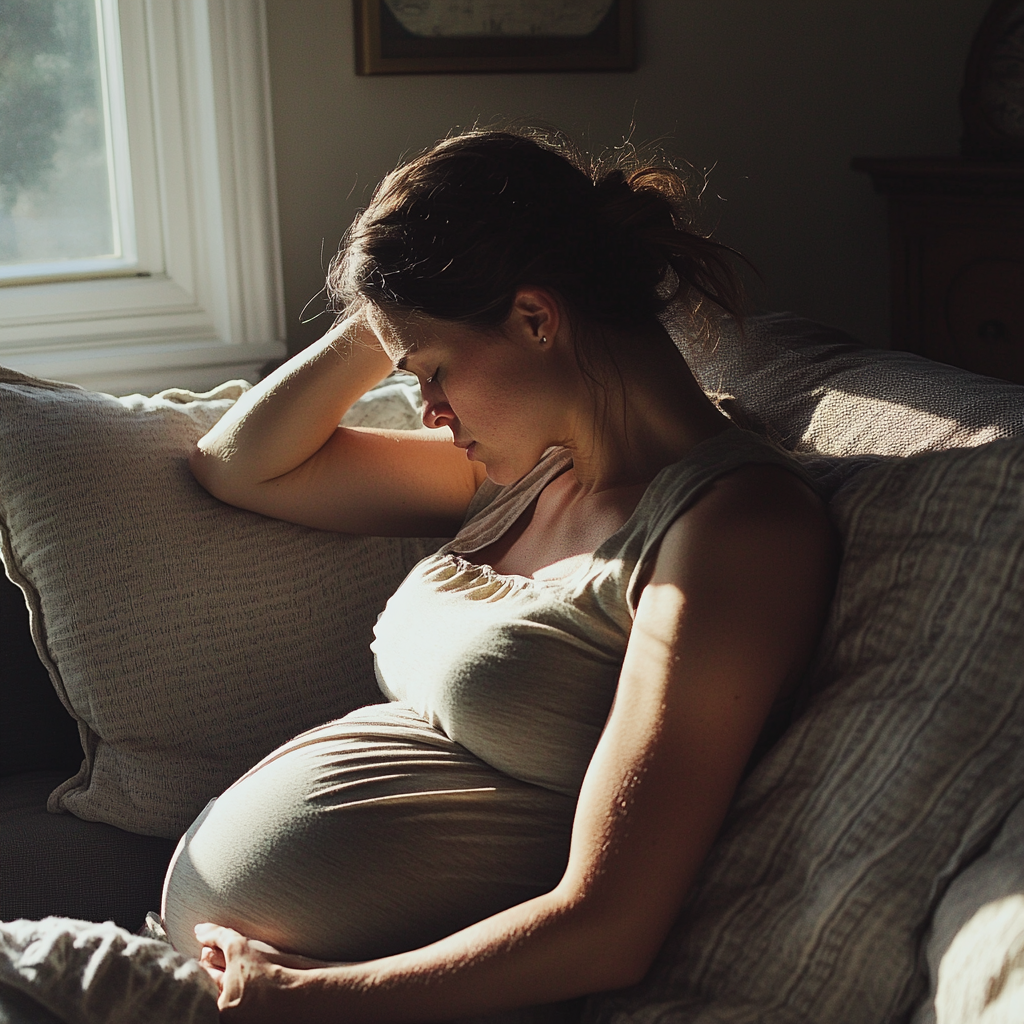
[
  {"xmin": 593, "ymin": 169, "xmax": 676, "ymax": 239},
  {"xmin": 594, "ymin": 169, "xmax": 632, "ymax": 201}
]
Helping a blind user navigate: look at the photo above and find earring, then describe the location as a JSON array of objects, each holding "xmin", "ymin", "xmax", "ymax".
[{"xmin": 540, "ymin": 336, "xmax": 548, "ymax": 346}]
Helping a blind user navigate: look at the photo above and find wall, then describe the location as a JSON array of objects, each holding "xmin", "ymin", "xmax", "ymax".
[{"xmin": 264, "ymin": 0, "xmax": 992, "ymax": 354}]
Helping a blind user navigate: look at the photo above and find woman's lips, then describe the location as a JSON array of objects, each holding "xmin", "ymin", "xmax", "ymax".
[{"xmin": 455, "ymin": 439, "xmax": 477, "ymax": 459}]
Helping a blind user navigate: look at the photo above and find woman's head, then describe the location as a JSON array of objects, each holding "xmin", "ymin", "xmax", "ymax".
[{"xmin": 328, "ymin": 129, "xmax": 745, "ymax": 352}]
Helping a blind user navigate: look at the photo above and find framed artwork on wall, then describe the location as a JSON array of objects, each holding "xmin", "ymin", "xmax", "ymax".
[{"xmin": 354, "ymin": 1, "xmax": 636, "ymax": 75}]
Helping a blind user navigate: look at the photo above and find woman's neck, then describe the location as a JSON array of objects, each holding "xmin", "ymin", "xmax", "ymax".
[{"xmin": 558, "ymin": 331, "xmax": 730, "ymax": 495}]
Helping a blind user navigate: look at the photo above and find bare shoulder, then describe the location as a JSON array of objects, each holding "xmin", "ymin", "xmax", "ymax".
[
  {"xmin": 642, "ymin": 460, "xmax": 838, "ymax": 687},
  {"xmin": 652, "ymin": 461, "xmax": 837, "ymax": 585}
]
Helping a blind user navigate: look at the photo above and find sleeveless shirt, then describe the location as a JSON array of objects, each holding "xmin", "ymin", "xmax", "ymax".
[
  {"xmin": 162, "ymin": 426, "xmax": 811, "ymax": 963},
  {"xmin": 372, "ymin": 427, "xmax": 808, "ymax": 798}
]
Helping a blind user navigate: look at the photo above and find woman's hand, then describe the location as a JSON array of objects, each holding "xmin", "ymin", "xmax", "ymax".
[{"xmin": 194, "ymin": 923, "xmax": 332, "ymax": 1022}]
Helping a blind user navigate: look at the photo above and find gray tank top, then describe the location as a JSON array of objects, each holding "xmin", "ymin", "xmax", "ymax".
[
  {"xmin": 372, "ymin": 426, "xmax": 810, "ymax": 800},
  {"xmin": 164, "ymin": 426, "xmax": 815, "ymax": 964}
]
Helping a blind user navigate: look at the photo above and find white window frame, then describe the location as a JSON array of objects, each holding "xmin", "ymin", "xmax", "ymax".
[{"xmin": 0, "ymin": 0, "xmax": 286, "ymax": 395}]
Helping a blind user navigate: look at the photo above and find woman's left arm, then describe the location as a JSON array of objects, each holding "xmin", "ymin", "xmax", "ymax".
[{"xmin": 197, "ymin": 465, "xmax": 837, "ymax": 1024}]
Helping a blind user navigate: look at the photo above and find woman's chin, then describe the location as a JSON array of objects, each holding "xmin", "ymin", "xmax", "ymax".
[
  {"xmin": 484, "ymin": 465, "xmax": 513, "ymax": 486},
  {"xmin": 483, "ymin": 458, "xmax": 535, "ymax": 487}
]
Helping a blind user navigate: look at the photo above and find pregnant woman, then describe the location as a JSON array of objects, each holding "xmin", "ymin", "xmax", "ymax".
[{"xmin": 162, "ymin": 128, "xmax": 836, "ymax": 1022}]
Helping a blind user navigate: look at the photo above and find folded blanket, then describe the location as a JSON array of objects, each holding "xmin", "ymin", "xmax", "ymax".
[{"xmin": 0, "ymin": 918, "xmax": 216, "ymax": 1024}]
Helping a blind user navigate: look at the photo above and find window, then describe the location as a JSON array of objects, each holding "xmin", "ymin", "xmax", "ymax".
[
  {"xmin": 0, "ymin": 0, "xmax": 136, "ymax": 284},
  {"xmin": 0, "ymin": 0, "xmax": 285, "ymax": 395}
]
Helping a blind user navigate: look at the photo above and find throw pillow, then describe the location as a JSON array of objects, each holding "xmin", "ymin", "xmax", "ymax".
[
  {"xmin": 0, "ymin": 369, "xmax": 438, "ymax": 839},
  {"xmin": 586, "ymin": 437, "xmax": 1024, "ymax": 1024},
  {"xmin": 669, "ymin": 311, "xmax": 1024, "ymax": 457}
]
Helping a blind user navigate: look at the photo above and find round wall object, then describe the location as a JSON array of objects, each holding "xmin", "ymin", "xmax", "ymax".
[{"xmin": 961, "ymin": 0, "xmax": 1024, "ymax": 159}]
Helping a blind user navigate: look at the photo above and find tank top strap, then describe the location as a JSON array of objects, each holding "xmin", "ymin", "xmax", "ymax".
[
  {"xmin": 590, "ymin": 427, "xmax": 818, "ymax": 619},
  {"xmin": 446, "ymin": 446, "xmax": 574, "ymax": 556}
]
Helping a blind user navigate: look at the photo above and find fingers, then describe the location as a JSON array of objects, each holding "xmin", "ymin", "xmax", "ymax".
[
  {"xmin": 195, "ymin": 924, "xmax": 286, "ymax": 957},
  {"xmin": 199, "ymin": 944, "xmax": 226, "ymax": 971},
  {"xmin": 199, "ymin": 959, "xmax": 224, "ymax": 992},
  {"xmin": 194, "ymin": 925, "xmax": 246, "ymax": 1012},
  {"xmin": 194, "ymin": 922, "xmax": 242, "ymax": 952}
]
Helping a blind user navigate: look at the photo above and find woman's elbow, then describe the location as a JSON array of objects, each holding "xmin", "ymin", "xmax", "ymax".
[
  {"xmin": 596, "ymin": 942, "xmax": 657, "ymax": 992},
  {"xmin": 573, "ymin": 942, "xmax": 654, "ymax": 994},
  {"xmin": 188, "ymin": 443, "xmax": 235, "ymax": 502},
  {"xmin": 562, "ymin": 897, "xmax": 663, "ymax": 993}
]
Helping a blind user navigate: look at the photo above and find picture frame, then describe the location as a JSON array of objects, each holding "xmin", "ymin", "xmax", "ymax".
[{"xmin": 354, "ymin": 1, "xmax": 636, "ymax": 75}]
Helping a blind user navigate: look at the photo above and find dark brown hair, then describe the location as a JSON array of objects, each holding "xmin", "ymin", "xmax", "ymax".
[{"xmin": 328, "ymin": 129, "xmax": 745, "ymax": 344}]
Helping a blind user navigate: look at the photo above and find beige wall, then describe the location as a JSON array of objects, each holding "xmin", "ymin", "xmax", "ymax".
[{"xmin": 265, "ymin": 0, "xmax": 991, "ymax": 354}]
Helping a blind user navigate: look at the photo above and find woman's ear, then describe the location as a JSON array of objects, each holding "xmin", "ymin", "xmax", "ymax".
[{"xmin": 507, "ymin": 287, "xmax": 561, "ymax": 350}]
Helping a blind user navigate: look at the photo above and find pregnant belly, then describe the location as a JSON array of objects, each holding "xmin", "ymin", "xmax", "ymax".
[{"xmin": 162, "ymin": 703, "xmax": 575, "ymax": 961}]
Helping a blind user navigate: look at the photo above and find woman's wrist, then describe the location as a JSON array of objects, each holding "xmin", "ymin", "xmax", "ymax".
[{"xmin": 235, "ymin": 963, "xmax": 358, "ymax": 1024}]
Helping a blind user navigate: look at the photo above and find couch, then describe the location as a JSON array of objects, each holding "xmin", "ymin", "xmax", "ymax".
[{"xmin": 2, "ymin": 313, "xmax": 1024, "ymax": 1024}]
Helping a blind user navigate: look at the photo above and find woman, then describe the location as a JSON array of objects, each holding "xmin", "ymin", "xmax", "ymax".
[{"xmin": 163, "ymin": 129, "xmax": 836, "ymax": 1022}]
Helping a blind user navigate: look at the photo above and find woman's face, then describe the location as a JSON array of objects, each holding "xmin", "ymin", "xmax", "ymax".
[{"xmin": 366, "ymin": 306, "xmax": 569, "ymax": 486}]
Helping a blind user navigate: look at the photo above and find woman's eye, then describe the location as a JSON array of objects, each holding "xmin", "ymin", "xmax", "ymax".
[{"xmin": 425, "ymin": 369, "xmax": 441, "ymax": 386}]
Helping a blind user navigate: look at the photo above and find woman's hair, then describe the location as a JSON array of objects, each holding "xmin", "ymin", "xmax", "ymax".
[{"xmin": 327, "ymin": 128, "xmax": 745, "ymax": 347}]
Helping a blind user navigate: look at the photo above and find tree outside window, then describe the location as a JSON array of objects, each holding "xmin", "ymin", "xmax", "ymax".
[{"xmin": 0, "ymin": 0, "xmax": 121, "ymax": 269}]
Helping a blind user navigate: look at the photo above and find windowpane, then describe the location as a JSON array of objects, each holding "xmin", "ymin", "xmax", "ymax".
[{"xmin": 0, "ymin": 0, "xmax": 131, "ymax": 276}]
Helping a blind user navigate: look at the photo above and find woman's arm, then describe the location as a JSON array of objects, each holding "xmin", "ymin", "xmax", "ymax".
[
  {"xmin": 189, "ymin": 314, "xmax": 483, "ymax": 536},
  {"xmin": 196, "ymin": 464, "xmax": 837, "ymax": 1023}
]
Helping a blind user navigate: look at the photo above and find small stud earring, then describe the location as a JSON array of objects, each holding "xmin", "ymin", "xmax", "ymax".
[{"xmin": 540, "ymin": 336, "xmax": 548, "ymax": 346}]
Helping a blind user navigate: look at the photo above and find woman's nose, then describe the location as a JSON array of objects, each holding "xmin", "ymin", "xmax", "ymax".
[{"xmin": 421, "ymin": 386, "xmax": 454, "ymax": 430}]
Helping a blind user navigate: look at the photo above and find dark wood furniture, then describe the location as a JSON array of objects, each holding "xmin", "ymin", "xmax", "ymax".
[{"xmin": 852, "ymin": 157, "xmax": 1024, "ymax": 385}]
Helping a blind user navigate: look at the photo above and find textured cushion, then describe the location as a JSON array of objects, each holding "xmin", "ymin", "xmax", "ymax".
[
  {"xmin": 0, "ymin": 985, "xmax": 66, "ymax": 1024},
  {"xmin": 0, "ymin": 369, "xmax": 437, "ymax": 839},
  {"xmin": 586, "ymin": 437, "xmax": 1024, "ymax": 1024},
  {"xmin": 670, "ymin": 312, "xmax": 1024, "ymax": 457}
]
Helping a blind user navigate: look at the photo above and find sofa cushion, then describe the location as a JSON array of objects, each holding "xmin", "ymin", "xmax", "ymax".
[
  {"xmin": 0, "ymin": 369, "xmax": 438, "ymax": 839},
  {"xmin": 586, "ymin": 436, "xmax": 1024, "ymax": 1024},
  {"xmin": 671, "ymin": 312, "xmax": 1024, "ymax": 456},
  {"xmin": 0, "ymin": 772, "xmax": 176, "ymax": 931},
  {"xmin": 0, "ymin": 570, "xmax": 80, "ymax": 778}
]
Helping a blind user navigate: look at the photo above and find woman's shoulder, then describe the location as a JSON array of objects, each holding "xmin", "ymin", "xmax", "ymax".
[
  {"xmin": 621, "ymin": 428, "xmax": 835, "ymax": 612},
  {"xmin": 648, "ymin": 449, "xmax": 838, "ymax": 621},
  {"xmin": 632, "ymin": 429, "xmax": 814, "ymax": 540},
  {"xmin": 660, "ymin": 426, "xmax": 815, "ymax": 490}
]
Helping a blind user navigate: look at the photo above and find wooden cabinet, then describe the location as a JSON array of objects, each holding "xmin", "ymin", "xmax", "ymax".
[{"xmin": 852, "ymin": 158, "xmax": 1024, "ymax": 384}]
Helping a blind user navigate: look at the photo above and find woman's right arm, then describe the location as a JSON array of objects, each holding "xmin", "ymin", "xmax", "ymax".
[{"xmin": 189, "ymin": 315, "xmax": 483, "ymax": 536}]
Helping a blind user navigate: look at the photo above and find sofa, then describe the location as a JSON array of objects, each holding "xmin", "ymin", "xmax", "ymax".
[{"xmin": 2, "ymin": 312, "xmax": 1024, "ymax": 1024}]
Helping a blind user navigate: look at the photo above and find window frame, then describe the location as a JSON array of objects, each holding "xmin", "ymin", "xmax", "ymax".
[{"xmin": 0, "ymin": 0, "xmax": 286, "ymax": 395}]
